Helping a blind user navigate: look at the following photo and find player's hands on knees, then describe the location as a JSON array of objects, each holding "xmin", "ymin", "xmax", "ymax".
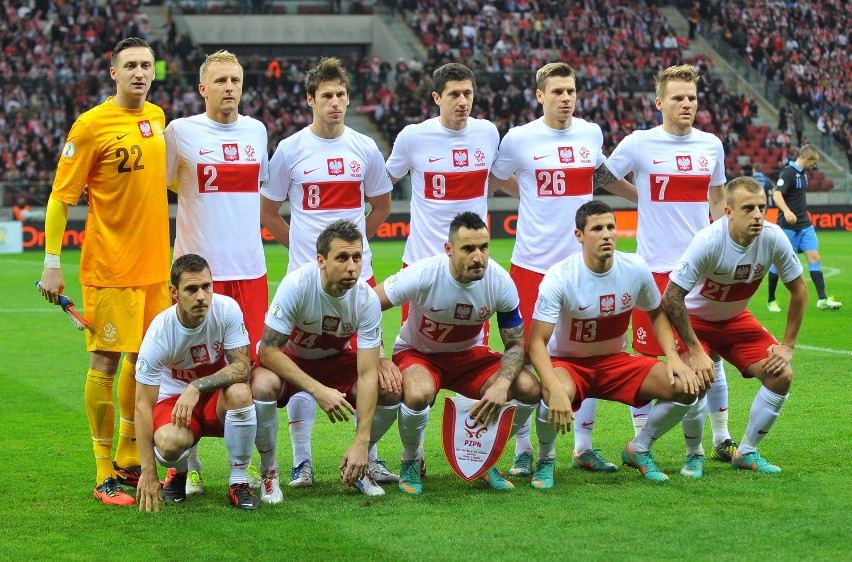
[
  {"xmin": 547, "ymin": 390, "xmax": 574, "ymax": 435},
  {"xmin": 172, "ymin": 386, "xmax": 200, "ymax": 428},
  {"xmin": 137, "ymin": 470, "xmax": 162, "ymax": 513},
  {"xmin": 315, "ymin": 386, "xmax": 355, "ymax": 423},
  {"xmin": 764, "ymin": 343, "xmax": 793, "ymax": 375},
  {"xmin": 685, "ymin": 350, "xmax": 715, "ymax": 387},
  {"xmin": 338, "ymin": 444, "xmax": 368, "ymax": 485},
  {"xmin": 470, "ymin": 381, "xmax": 509, "ymax": 426},
  {"xmin": 377, "ymin": 358, "xmax": 402, "ymax": 394},
  {"xmin": 38, "ymin": 267, "xmax": 65, "ymax": 305},
  {"xmin": 668, "ymin": 358, "xmax": 701, "ymax": 395}
]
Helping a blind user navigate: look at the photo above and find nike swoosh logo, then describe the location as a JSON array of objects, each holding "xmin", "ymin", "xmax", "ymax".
[
  {"xmin": 718, "ymin": 407, "xmax": 728, "ymax": 412},
  {"xmin": 304, "ymin": 320, "xmax": 317, "ymax": 325},
  {"xmin": 683, "ymin": 435, "xmax": 699, "ymax": 439},
  {"xmin": 533, "ymin": 155, "xmax": 548, "ymax": 160},
  {"xmin": 713, "ymin": 271, "xmax": 728, "ymax": 275},
  {"xmin": 304, "ymin": 168, "xmax": 319, "ymax": 174},
  {"xmin": 429, "ymin": 307, "xmax": 447, "ymax": 312},
  {"xmin": 234, "ymin": 462, "xmax": 249, "ymax": 468},
  {"xmin": 198, "ymin": 149, "xmax": 214, "ymax": 155},
  {"xmin": 652, "ymin": 160, "xmax": 667, "ymax": 164},
  {"xmin": 117, "ymin": 133, "xmax": 130, "ymax": 140},
  {"xmin": 757, "ymin": 429, "xmax": 769, "ymax": 435},
  {"xmin": 428, "ymin": 157, "xmax": 444, "ymax": 163},
  {"xmin": 288, "ymin": 420, "xmax": 303, "ymax": 425},
  {"xmin": 579, "ymin": 304, "xmax": 593, "ymax": 311},
  {"xmin": 581, "ymin": 421, "xmax": 593, "ymax": 427},
  {"xmin": 632, "ymin": 413, "xmax": 645, "ymax": 418}
]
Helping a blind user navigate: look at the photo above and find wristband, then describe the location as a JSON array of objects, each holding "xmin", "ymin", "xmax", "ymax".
[{"xmin": 44, "ymin": 253, "xmax": 60, "ymax": 268}]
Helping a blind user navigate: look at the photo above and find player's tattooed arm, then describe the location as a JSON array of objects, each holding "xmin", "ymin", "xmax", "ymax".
[
  {"xmin": 190, "ymin": 345, "xmax": 251, "ymax": 392},
  {"xmin": 260, "ymin": 326, "xmax": 289, "ymax": 349},
  {"xmin": 661, "ymin": 283, "xmax": 701, "ymax": 349},
  {"xmin": 594, "ymin": 164, "xmax": 637, "ymax": 203},
  {"xmin": 496, "ymin": 324, "xmax": 526, "ymax": 383},
  {"xmin": 593, "ymin": 164, "xmax": 619, "ymax": 189}
]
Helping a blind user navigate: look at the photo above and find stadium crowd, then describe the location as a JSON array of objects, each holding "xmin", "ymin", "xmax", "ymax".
[
  {"xmin": 704, "ymin": 0, "xmax": 851, "ymax": 162},
  {"xmin": 4, "ymin": 0, "xmax": 845, "ymax": 209}
]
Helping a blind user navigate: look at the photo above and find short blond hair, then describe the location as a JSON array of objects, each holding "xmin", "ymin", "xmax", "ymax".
[
  {"xmin": 654, "ymin": 64, "xmax": 700, "ymax": 99},
  {"xmin": 725, "ymin": 176, "xmax": 764, "ymax": 207},
  {"xmin": 199, "ymin": 50, "xmax": 242, "ymax": 84},
  {"xmin": 536, "ymin": 62, "xmax": 575, "ymax": 91}
]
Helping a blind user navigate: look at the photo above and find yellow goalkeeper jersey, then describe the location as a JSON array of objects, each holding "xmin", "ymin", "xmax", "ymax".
[{"xmin": 52, "ymin": 97, "xmax": 170, "ymax": 287}]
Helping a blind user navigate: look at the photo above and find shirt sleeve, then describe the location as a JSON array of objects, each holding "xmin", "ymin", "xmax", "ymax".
[
  {"xmin": 364, "ymin": 144, "xmax": 394, "ymax": 198},
  {"xmin": 773, "ymin": 230, "xmax": 805, "ymax": 283},
  {"xmin": 223, "ymin": 298, "xmax": 251, "ymax": 350},
  {"xmin": 669, "ymin": 234, "xmax": 712, "ymax": 293},
  {"xmin": 356, "ymin": 291, "xmax": 383, "ymax": 349},
  {"xmin": 382, "ymin": 263, "xmax": 421, "ymax": 307},
  {"xmin": 164, "ymin": 122, "xmax": 179, "ymax": 188},
  {"xmin": 636, "ymin": 262, "xmax": 662, "ymax": 311},
  {"xmin": 135, "ymin": 319, "xmax": 167, "ymax": 387},
  {"xmin": 601, "ymin": 132, "xmax": 636, "ymax": 180},
  {"xmin": 51, "ymin": 117, "xmax": 97, "ymax": 205},
  {"xmin": 261, "ymin": 140, "xmax": 291, "ymax": 202},
  {"xmin": 490, "ymin": 131, "xmax": 517, "ymax": 180},
  {"xmin": 384, "ymin": 126, "xmax": 411, "ymax": 180},
  {"xmin": 532, "ymin": 269, "xmax": 563, "ymax": 324},
  {"xmin": 264, "ymin": 273, "xmax": 300, "ymax": 336}
]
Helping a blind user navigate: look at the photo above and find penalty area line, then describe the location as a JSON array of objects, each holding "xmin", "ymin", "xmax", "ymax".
[{"xmin": 797, "ymin": 344, "xmax": 852, "ymax": 356}]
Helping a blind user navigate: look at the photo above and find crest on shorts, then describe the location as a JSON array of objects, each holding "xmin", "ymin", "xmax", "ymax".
[
  {"xmin": 442, "ymin": 396, "xmax": 516, "ymax": 481},
  {"xmin": 190, "ymin": 344, "xmax": 211, "ymax": 364}
]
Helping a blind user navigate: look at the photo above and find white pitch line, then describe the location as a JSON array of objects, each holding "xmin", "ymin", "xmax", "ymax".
[{"xmin": 797, "ymin": 344, "xmax": 852, "ymax": 356}]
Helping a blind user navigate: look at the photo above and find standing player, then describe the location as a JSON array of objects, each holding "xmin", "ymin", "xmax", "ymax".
[
  {"xmin": 135, "ymin": 254, "xmax": 260, "ymax": 512},
  {"xmin": 767, "ymin": 144, "xmax": 841, "ymax": 312},
  {"xmin": 251, "ymin": 221, "xmax": 398, "ymax": 502},
  {"xmin": 166, "ymin": 50, "xmax": 269, "ymax": 494},
  {"xmin": 663, "ymin": 177, "xmax": 807, "ymax": 474},
  {"xmin": 385, "ymin": 62, "xmax": 499, "ymax": 275},
  {"xmin": 38, "ymin": 37, "xmax": 171, "ymax": 506},
  {"xmin": 528, "ymin": 201, "xmax": 705, "ymax": 486},
  {"xmin": 603, "ymin": 64, "xmax": 733, "ymax": 464},
  {"xmin": 489, "ymin": 62, "xmax": 638, "ymax": 476},
  {"xmin": 373, "ymin": 212, "xmax": 541, "ymax": 495},
  {"xmin": 261, "ymin": 57, "xmax": 394, "ymax": 488}
]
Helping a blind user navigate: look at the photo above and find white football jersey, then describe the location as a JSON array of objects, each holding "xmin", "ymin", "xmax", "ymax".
[
  {"xmin": 492, "ymin": 117, "xmax": 606, "ymax": 272},
  {"xmin": 263, "ymin": 127, "xmax": 393, "ymax": 279},
  {"xmin": 669, "ymin": 218, "xmax": 802, "ymax": 321},
  {"xmin": 166, "ymin": 114, "xmax": 269, "ymax": 280},
  {"xmin": 136, "ymin": 294, "xmax": 250, "ymax": 402},
  {"xmin": 265, "ymin": 262, "xmax": 382, "ymax": 360},
  {"xmin": 533, "ymin": 252, "xmax": 659, "ymax": 357},
  {"xmin": 385, "ymin": 117, "xmax": 499, "ymax": 264},
  {"xmin": 605, "ymin": 126, "xmax": 726, "ymax": 272},
  {"xmin": 383, "ymin": 254, "xmax": 519, "ymax": 355}
]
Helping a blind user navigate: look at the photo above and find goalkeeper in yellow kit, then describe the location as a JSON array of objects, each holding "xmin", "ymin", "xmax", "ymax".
[{"xmin": 38, "ymin": 37, "xmax": 171, "ymax": 506}]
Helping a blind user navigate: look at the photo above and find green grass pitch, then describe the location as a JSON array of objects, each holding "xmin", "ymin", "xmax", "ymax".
[{"xmin": 1, "ymin": 233, "xmax": 850, "ymax": 560}]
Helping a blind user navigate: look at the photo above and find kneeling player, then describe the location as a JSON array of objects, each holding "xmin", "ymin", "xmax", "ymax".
[
  {"xmin": 373, "ymin": 212, "xmax": 541, "ymax": 495},
  {"xmin": 663, "ymin": 176, "xmax": 807, "ymax": 474},
  {"xmin": 528, "ymin": 201, "xmax": 707, "ymax": 486},
  {"xmin": 252, "ymin": 220, "xmax": 400, "ymax": 503},
  {"xmin": 135, "ymin": 254, "xmax": 259, "ymax": 511}
]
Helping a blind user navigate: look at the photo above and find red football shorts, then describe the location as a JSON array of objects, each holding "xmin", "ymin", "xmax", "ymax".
[
  {"xmin": 631, "ymin": 271, "xmax": 676, "ymax": 356},
  {"xmin": 215, "ymin": 275, "xmax": 268, "ymax": 362},
  {"xmin": 551, "ymin": 353, "xmax": 660, "ymax": 409},
  {"xmin": 689, "ymin": 310, "xmax": 778, "ymax": 377},
  {"xmin": 510, "ymin": 264, "xmax": 545, "ymax": 347},
  {"xmin": 276, "ymin": 348, "xmax": 360, "ymax": 406},
  {"xmin": 153, "ymin": 390, "xmax": 223, "ymax": 444},
  {"xmin": 393, "ymin": 345, "xmax": 503, "ymax": 399}
]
